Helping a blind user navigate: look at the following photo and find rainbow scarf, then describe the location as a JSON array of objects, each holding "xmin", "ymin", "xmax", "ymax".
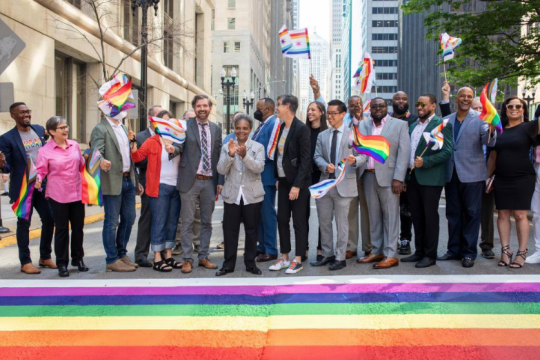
[
  {"xmin": 440, "ymin": 32, "xmax": 462, "ymax": 62},
  {"xmin": 309, "ymin": 158, "xmax": 347, "ymax": 199},
  {"xmin": 1, "ymin": 276, "xmax": 539, "ymax": 357},
  {"xmin": 479, "ymin": 79, "xmax": 503, "ymax": 133},
  {"xmin": 349, "ymin": 125, "xmax": 390, "ymax": 164},
  {"xmin": 149, "ymin": 117, "xmax": 187, "ymax": 145},
  {"xmin": 266, "ymin": 119, "xmax": 282, "ymax": 159},
  {"xmin": 81, "ymin": 148, "xmax": 102, "ymax": 206},
  {"xmin": 11, "ymin": 158, "xmax": 37, "ymax": 221},
  {"xmin": 97, "ymin": 74, "xmax": 136, "ymax": 120}
]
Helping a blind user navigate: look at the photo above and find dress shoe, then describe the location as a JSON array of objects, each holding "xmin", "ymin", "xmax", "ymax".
[
  {"xmin": 181, "ymin": 261, "xmax": 193, "ymax": 274},
  {"xmin": 72, "ymin": 259, "xmax": 89, "ymax": 272},
  {"xmin": 345, "ymin": 251, "xmax": 357, "ymax": 260},
  {"xmin": 316, "ymin": 254, "xmax": 324, "ymax": 262},
  {"xmin": 172, "ymin": 244, "xmax": 183, "ymax": 255},
  {"xmin": 401, "ymin": 254, "xmax": 423, "ymax": 263},
  {"xmin": 58, "ymin": 265, "xmax": 69, "ymax": 277},
  {"xmin": 398, "ymin": 240, "xmax": 412, "ymax": 255},
  {"xmin": 199, "ymin": 258, "xmax": 218, "ymax": 269},
  {"xmin": 246, "ymin": 267, "xmax": 262, "ymax": 275},
  {"xmin": 301, "ymin": 255, "xmax": 308, "ymax": 262},
  {"xmin": 415, "ymin": 257, "xmax": 436, "ymax": 268},
  {"xmin": 310, "ymin": 256, "xmax": 336, "ymax": 267},
  {"xmin": 136, "ymin": 259, "xmax": 153, "ymax": 268},
  {"xmin": 357, "ymin": 254, "xmax": 385, "ymax": 264},
  {"xmin": 216, "ymin": 242, "xmax": 225, "ymax": 250},
  {"xmin": 216, "ymin": 268, "xmax": 234, "ymax": 276},
  {"xmin": 120, "ymin": 256, "xmax": 139, "ymax": 268},
  {"xmin": 21, "ymin": 263, "xmax": 41, "ymax": 274},
  {"xmin": 106, "ymin": 259, "xmax": 136, "ymax": 272},
  {"xmin": 437, "ymin": 252, "xmax": 461, "ymax": 261},
  {"xmin": 373, "ymin": 257, "xmax": 399, "ymax": 269},
  {"xmin": 257, "ymin": 253, "xmax": 278, "ymax": 262},
  {"xmin": 329, "ymin": 260, "xmax": 346, "ymax": 270},
  {"xmin": 462, "ymin": 257, "xmax": 475, "ymax": 268},
  {"xmin": 39, "ymin": 258, "xmax": 57, "ymax": 269},
  {"xmin": 481, "ymin": 250, "xmax": 495, "ymax": 259}
]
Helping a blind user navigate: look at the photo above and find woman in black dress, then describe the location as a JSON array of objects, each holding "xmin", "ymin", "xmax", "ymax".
[{"xmin": 487, "ymin": 96, "xmax": 539, "ymax": 268}]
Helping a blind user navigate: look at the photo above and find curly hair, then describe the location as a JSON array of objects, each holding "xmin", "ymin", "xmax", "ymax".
[{"xmin": 500, "ymin": 96, "xmax": 528, "ymax": 127}]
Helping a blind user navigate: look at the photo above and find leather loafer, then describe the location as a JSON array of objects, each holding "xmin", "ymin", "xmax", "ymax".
[
  {"xmin": 373, "ymin": 257, "xmax": 399, "ymax": 269},
  {"xmin": 310, "ymin": 256, "xmax": 336, "ymax": 267},
  {"xmin": 199, "ymin": 258, "xmax": 218, "ymax": 269},
  {"xmin": 462, "ymin": 257, "xmax": 475, "ymax": 268},
  {"xmin": 437, "ymin": 253, "xmax": 461, "ymax": 261},
  {"xmin": 21, "ymin": 263, "xmax": 41, "ymax": 275},
  {"xmin": 329, "ymin": 260, "xmax": 346, "ymax": 270},
  {"xmin": 72, "ymin": 259, "xmax": 89, "ymax": 272},
  {"xmin": 216, "ymin": 268, "xmax": 234, "ymax": 276},
  {"xmin": 401, "ymin": 254, "xmax": 423, "ymax": 263},
  {"xmin": 257, "ymin": 253, "xmax": 278, "ymax": 262},
  {"xmin": 246, "ymin": 267, "xmax": 262, "ymax": 275},
  {"xmin": 357, "ymin": 254, "xmax": 385, "ymax": 264},
  {"xmin": 181, "ymin": 261, "xmax": 193, "ymax": 274},
  {"xmin": 345, "ymin": 251, "xmax": 357, "ymax": 260},
  {"xmin": 136, "ymin": 259, "xmax": 153, "ymax": 268},
  {"xmin": 415, "ymin": 257, "xmax": 436, "ymax": 268},
  {"xmin": 39, "ymin": 258, "xmax": 57, "ymax": 269},
  {"xmin": 481, "ymin": 250, "xmax": 495, "ymax": 259},
  {"xmin": 58, "ymin": 265, "xmax": 69, "ymax": 277}
]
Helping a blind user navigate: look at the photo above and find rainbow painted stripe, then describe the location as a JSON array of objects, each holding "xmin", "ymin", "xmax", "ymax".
[
  {"xmin": 81, "ymin": 148, "xmax": 102, "ymax": 206},
  {"xmin": 479, "ymin": 79, "xmax": 503, "ymax": 133},
  {"xmin": 350, "ymin": 125, "xmax": 390, "ymax": 164},
  {"xmin": 11, "ymin": 158, "xmax": 37, "ymax": 221},
  {"xmin": 1, "ymin": 276, "xmax": 539, "ymax": 359}
]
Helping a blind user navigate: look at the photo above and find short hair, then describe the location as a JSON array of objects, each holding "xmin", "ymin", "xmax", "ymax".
[
  {"xmin": 10, "ymin": 102, "xmax": 26, "ymax": 112},
  {"xmin": 371, "ymin": 97, "xmax": 387, "ymax": 104},
  {"xmin": 156, "ymin": 110, "xmax": 174, "ymax": 119},
  {"xmin": 261, "ymin": 97, "xmax": 275, "ymax": 110},
  {"xmin": 233, "ymin": 111, "xmax": 243, "ymax": 120},
  {"xmin": 182, "ymin": 109, "xmax": 195, "ymax": 119},
  {"xmin": 148, "ymin": 105, "xmax": 162, "ymax": 117},
  {"xmin": 234, "ymin": 113, "xmax": 253, "ymax": 129},
  {"xmin": 45, "ymin": 116, "xmax": 67, "ymax": 138},
  {"xmin": 280, "ymin": 94, "xmax": 298, "ymax": 113},
  {"xmin": 419, "ymin": 94, "xmax": 437, "ymax": 105},
  {"xmin": 191, "ymin": 94, "xmax": 212, "ymax": 108},
  {"xmin": 457, "ymin": 86, "xmax": 475, "ymax": 95},
  {"xmin": 347, "ymin": 95, "xmax": 360, "ymax": 102},
  {"xmin": 327, "ymin": 99, "xmax": 347, "ymax": 113}
]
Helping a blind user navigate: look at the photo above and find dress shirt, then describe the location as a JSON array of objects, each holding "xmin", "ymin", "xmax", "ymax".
[
  {"xmin": 536, "ymin": 146, "xmax": 540, "ymax": 164},
  {"xmin": 35, "ymin": 139, "xmax": 85, "ymax": 203},
  {"xmin": 328, "ymin": 122, "xmax": 345, "ymax": 166},
  {"xmin": 106, "ymin": 117, "xmax": 130, "ymax": 172},
  {"xmin": 409, "ymin": 114, "xmax": 435, "ymax": 168},
  {"xmin": 367, "ymin": 115, "xmax": 388, "ymax": 170},
  {"xmin": 196, "ymin": 119, "xmax": 213, "ymax": 177}
]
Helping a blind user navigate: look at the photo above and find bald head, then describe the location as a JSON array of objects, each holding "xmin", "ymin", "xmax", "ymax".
[{"xmin": 392, "ymin": 91, "xmax": 409, "ymax": 116}]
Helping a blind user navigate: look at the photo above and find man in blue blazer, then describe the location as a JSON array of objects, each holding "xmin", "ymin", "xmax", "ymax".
[
  {"xmin": 0, "ymin": 102, "xmax": 55, "ymax": 274},
  {"xmin": 252, "ymin": 98, "xmax": 281, "ymax": 262}
]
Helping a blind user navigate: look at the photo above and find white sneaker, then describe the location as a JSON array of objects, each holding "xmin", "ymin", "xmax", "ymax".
[
  {"xmin": 285, "ymin": 260, "xmax": 304, "ymax": 274},
  {"xmin": 269, "ymin": 258, "xmax": 291, "ymax": 271},
  {"xmin": 525, "ymin": 251, "xmax": 540, "ymax": 264}
]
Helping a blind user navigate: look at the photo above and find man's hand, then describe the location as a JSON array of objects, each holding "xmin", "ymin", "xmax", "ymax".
[
  {"xmin": 228, "ymin": 139, "xmax": 238, "ymax": 157},
  {"xmin": 392, "ymin": 180, "xmax": 403, "ymax": 195},
  {"xmin": 217, "ymin": 185, "xmax": 223, "ymax": 196},
  {"xmin": 326, "ymin": 163, "xmax": 335, "ymax": 174},
  {"xmin": 236, "ymin": 145, "xmax": 247, "ymax": 159},
  {"xmin": 276, "ymin": 180, "xmax": 279, "ymax": 190},
  {"xmin": 128, "ymin": 130, "xmax": 136, "ymax": 142},
  {"xmin": 442, "ymin": 81, "xmax": 451, "ymax": 102},
  {"xmin": 35, "ymin": 178, "xmax": 42, "ymax": 189},
  {"xmin": 309, "ymin": 74, "xmax": 320, "ymax": 93},
  {"xmin": 165, "ymin": 144, "xmax": 175, "ymax": 154},
  {"xmin": 0, "ymin": 151, "xmax": 5, "ymax": 169},
  {"xmin": 100, "ymin": 159, "xmax": 112, "ymax": 171},
  {"xmin": 488, "ymin": 124, "xmax": 496, "ymax": 133},
  {"xmin": 347, "ymin": 154, "xmax": 356, "ymax": 165},
  {"xmin": 137, "ymin": 183, "xmax": 144, "ymax": 196},
  {"xmin": 289, "ymin": 186, "xmax": 300, "ymax": 201},
  {"xmin": 414, "ymin": 156, "xmax": 424, "ymax": 168}
]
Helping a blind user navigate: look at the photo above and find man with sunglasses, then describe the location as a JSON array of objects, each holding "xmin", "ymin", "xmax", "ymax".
[
  {"xmin": 357, "ymin": 98, "xmax": 411, "ymax": 269},
  {"xmin": 0, "ymin": 102, "xmax": 56, "ymax": 274}
]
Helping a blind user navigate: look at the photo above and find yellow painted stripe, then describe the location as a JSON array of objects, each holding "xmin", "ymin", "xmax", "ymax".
[{"xmin": 2, "ymin": 314, "xmax": 540, "ymax": 331}]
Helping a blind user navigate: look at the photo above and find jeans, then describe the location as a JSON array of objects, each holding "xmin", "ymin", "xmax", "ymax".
[
  {"xmin": 149, "ymin": 184, "xmax": 180, "ymax": 252},
  {"xmin": 16, "ymin": 189, "xmax": 54, "ymax": 265},
  {"xmin": 256, "ymin": 185, "xmax": 278, "ymax": 255},
  {"xmin": 102, "ymin": 178, "xmax": 136, "ymax": 265}
]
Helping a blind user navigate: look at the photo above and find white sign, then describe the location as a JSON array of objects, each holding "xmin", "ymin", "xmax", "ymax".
[{"xmin": 0, "ymin": 18, "xmax": 26, "ymax": 76}]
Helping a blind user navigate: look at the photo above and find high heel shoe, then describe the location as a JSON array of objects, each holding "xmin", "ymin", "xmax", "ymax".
[
  {"xmin": 510, "ymin": 249, "xmax": 528, "ymax": 269},
  {"xmin": 498, "ymin": 246, "xmax": 513, "ymax": 267}
]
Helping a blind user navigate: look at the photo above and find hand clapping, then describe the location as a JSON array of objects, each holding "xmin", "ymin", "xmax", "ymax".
[
  {"xmin": 236, "ymin": 145, "xmax": 247, "ymax": 158},
  {"xmin": 228, "ymin": 139, "xmax": 238, "ymax": 157}
]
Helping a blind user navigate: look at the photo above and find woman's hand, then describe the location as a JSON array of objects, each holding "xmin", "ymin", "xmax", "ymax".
[
  {"xmin": 237, "ymin": 145, "xmax": 247, "ymax": 158},
  {"xmin": 228, "ymin": 139, "xmax": 238, "ymax": 157},
  {"xmin": 35, "ymin": 178, "xmax": 42, "ymax": 189}
]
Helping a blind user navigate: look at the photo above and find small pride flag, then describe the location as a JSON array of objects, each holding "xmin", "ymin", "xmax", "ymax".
[
  {"xmin": 440, "ymin": 32, "xmax": 462, "ymax": 62},
  {"xmin": 81, "ymin": 148, "xmax": 102, "ymax": 206},
  {"xmin": 97, "ymin": 74, "xmax": 136, "ymax": 120},
  {"xmin": 280, "ymin": 27, "xmax": 311, "ymax": 59},
  {"xmin": 479, "ymin": 79, "xmax": 503, "ymax": 133},
  {"xmin": 354, "ymin": 53, "xmax": 376, "ymax": 93},
  {"xmin": 278, "ymin": 25, "xmax": 292, "ymax": 54},
  {"xmin": 12, "ymin": 158, "xmax": 37, "ymax": 221},
  {"xmin": 349, "ymin": 125, "xmax": 390, "ymax": 164},
  {"xmin": 423, "ymin": 118, "xmax": 449, "ymax": 150},
  {"xmin": 309, "ymin": 158, "xmax": 347, "ymax": 199},
  {"xmin": 149, "ymin": 117, "xmax": 187, "ymax": 145}
]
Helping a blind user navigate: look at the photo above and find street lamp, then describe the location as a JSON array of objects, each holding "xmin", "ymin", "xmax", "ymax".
[
  {"xmin": 522, "ymin": 87, "xmax": 537, "ymax": 113},
  {"xmin": 132, "ymin": 0, "xmax": 160, "ymax": 131},
  {"xmin": 243, "ymin": 90, "xmax": 255, "ymax": 114},
  {"xmin": 221, "ymin": 67, "xmax": 237, "ymax": 134}
]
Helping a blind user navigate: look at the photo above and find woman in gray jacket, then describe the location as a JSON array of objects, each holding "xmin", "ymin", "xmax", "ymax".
[{"xmin": 216, "ymin": 114, "xmax": 266, "ymax": 276}]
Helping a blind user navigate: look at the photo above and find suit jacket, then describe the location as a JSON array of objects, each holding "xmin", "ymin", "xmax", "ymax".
[
  {"xmin": 314, "ymin": 125, "xmax": 366, "ymax": 197},
  {"xmin": 358, "ymin": 116, "xmax": 411, "ymax": 186},
  {"xmin": 439, "ymin": 102, "xmax": 452, "ymax": 118},
  {"xmin": 408, "ymin": 116, "xmax": 453, "ymax": 186},
  {"xmin": 177, "ymin": 118, "xmax": 222, "ymax": 193},
  {"xmin": 0, "ymin": 125, "xmax": 47, "ymax": 202},
  {"xmin": 135, "ymin": 128, "xmax": 153, "ymax": 185},
  {"xmin": 217, "ymin": 139, "xmax": 265, "ymax": 204},
  {"xmin": 273, "ymin": 117, "xmax": 312, "ymax": 188},
  {"xmin": 252, "ymin": 115, "xmax": 281, "ymax": 186},
  {"xmin": 444, "ymin": 109, "xmax": 496, "ymax": 183},
  {"xmin": 90, "ymin": 119, "xmax": 138, "ymax": 196}
]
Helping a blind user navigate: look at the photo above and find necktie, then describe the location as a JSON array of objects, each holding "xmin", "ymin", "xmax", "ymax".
[
  {"xmin": 200, "ymin": 122, "xmax": 210, "ymax": 172},
  {"xmin": 330, "ymin": 129, "xmax": 338, "ymax": 179},
  {"xmin": 252, "ymin": 121, "xmax": 264, "ymax": 139}
]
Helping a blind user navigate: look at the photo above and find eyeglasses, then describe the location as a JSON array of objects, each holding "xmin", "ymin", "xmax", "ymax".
[
  {"xmin": 370, "ymin": 104, "xmax": 386, "ymax": 110},
  {"xmin": 506, "ymin": 104, "xmax": 523, "ymax": 110},
  {"xmin": 415, "ymin": 102, "xmax": 427, "ymax": 108},
  {"xmin": 17, "ymin": 110, "xmax": 32, "ymax": 115},
  {"xmin": 55, "ymin": 125, "xmax": 69, "ymax": 131},
  {"xmin": 327, "ymin": 112, "xmax": 342, "ymax": 117}
]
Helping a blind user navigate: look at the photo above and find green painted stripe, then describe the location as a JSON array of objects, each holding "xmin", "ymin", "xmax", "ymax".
[{"xmin": 1, "ymin": 302, "xmax": 540, "ymax": 318}]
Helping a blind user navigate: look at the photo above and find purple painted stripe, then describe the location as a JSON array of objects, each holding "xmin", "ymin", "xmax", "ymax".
[{"xmin": 1, "ymin": 283, "xmax": 540, "ymax": 297}]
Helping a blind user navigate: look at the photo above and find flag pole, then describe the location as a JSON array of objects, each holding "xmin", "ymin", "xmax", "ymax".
[{"xmin": 443, "ymin": 62, "xmax": 448, "ymax": 83}]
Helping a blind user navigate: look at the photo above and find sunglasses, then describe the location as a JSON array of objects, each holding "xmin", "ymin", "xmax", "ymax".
[
  {"xmin": 506, "ymin": 104, "xmax": 523, "ymax": 110},
  {"xmin": 415, "ymin": 102, "xmax": 427, "ymax": 108}
]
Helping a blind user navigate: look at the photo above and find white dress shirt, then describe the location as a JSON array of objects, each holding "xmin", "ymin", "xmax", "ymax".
[
  {"xmin": 328, "ymin": 122, "xmax": 346, "ymax": 166},
  {"xmin": 106, "ymin": 117, "xmax": 130, "ymax": 172},
  {"xmin": 409, "ymin": 114, "xmax": 435, "ymax": 169}
]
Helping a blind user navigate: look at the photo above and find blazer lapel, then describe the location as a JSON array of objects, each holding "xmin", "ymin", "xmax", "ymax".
[
  {"xmin": 284, "ymin": 118, "xmax": 297, "ymax": 154},
  {"xmin": 455, "ymin": 111, "xmax": 473, "ymax": 144},
  {"xmin": 189, "ymin": 119, "xmax": 201, "ymax": 147},
  {"xmin": 12, "ymin": 128, "xmax": 28, "ymax": 163},
  {"xmin": 416, "ymin": 117, "xmax": 439, "ymax": 153},
  {"xmin": 380, "ymin": 116, "xmax": 392, "ymax": 138},
  {"xmin": 338, "ymin": 126, "xmax": 349, "ymax": 160},
  {"xmin": 103, "ymin": 119, "xmax": 121, "ymax": 153}
]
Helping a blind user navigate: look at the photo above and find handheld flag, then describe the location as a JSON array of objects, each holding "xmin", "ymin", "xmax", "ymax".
[
  {"xmin": 97, "ymin": 74, "xmax": 136, "ymax": 120},
  {"xmin": 12, "ymin": 158, "xmax": 37, "ymax": 221},
  {"xmin": 348, "ymin": 125, "xmax": 390, "ymax": 164},
  {"xmin": 280, "ymin": 27, "xmax": 311, "ymax": 59},
  {"xmin": 423, "ymin": 118, "xmax": 449, "ymax": 150},
  {"xmin": 81, "ymin": 148, "xmax": 103, "ymax": 206},
  {"xmin": 479, "ymin": 79, "xmax": 503, "ymax": 133},
  {"xmin": 149, "ymin": 117, "xmax": 187, "ymax": 145},
  {"xmin": 354, "ymin": 52, "xmax": 376, "ymax": 93},
  {"xmin": 309, "ymin": 158, "xmax": 347, "ymax": 199},
  {"xmin": 363, "ymin": 99, "xmax": 371, "ymax": 114},
  {"xmin": 440, "ymin": 32, "xmax": 462, "ymax": 62},
  {"xmin": 278, "ymin": 25, "xmax": 293, "ymax": 54}
]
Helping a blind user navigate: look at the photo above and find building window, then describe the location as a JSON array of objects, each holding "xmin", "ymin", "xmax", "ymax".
[
  {"xmin": 372, "ymin": 7, "xmax": 398, "ymax": 14},
  {"xmin": 374, "ymin": 86, "xmax": 398, "ymax": 93},
  {"xmin": 234, "ymin": 41, "xmax": 241, "ymax": 52},
  {"xmin": 228, "ymin": 18, "xmax": 236, "ymax": 30},
  {"xmin": 376, "ymin": 72, "xmax": 398, "ymax": 80},
  {"xmin": 222, "ymin": 65, "xmax": 239, "ymax": 114},
  {"xmin": 372, "ymin": 20, "xmax": 398, "ymax": 27},
  {"xmin": 375, "ymin": 59, "xmax": 398, "ymax": 67},
  {"xmin": 372, "ymin": 46, "xmax": 398, "ymax": 53},
  {"xmin": 123, "ymin": 1, "xmax": 139, "ymax": 46},
  {"xmin": 163, "ymin": 29, "xmax": 173, "ymax": 69},
  {"xmin": 372, "ymin": 33, "xmax": 398, "ymax": 41},
  {"xmin": 223, "ymin": 41, "xmax": 230, "ymax": 53},
  {"xmin": 228, "ymin": 0, "xmax": 236, "ymax": 8},
  {"xmin": 163, "ymin": 0, "xmax": 174, "ymax": 17},
  {"xmin": 211, "ymin": 9, "xmax": 215, "ymax": 30}
]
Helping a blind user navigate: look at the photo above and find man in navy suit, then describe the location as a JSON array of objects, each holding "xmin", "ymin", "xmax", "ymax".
[{"xmin": 0, "ymin": 102, "xmax": 55, "ymax": 274}]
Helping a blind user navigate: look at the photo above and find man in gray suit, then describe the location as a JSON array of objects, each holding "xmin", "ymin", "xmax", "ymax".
[
  {"xmin": 311, "ymin": 100, "xmax": 366, "ymax": 270},
  {"xmin": 357, "ymin": 97, "xmax": 411, "ymax": 269},
  {"xmin": 438, "ymin": 86, "xmax": 496, "ymax": 268},
  {"xmin": 176, "ymin": 95, "xmax": 222, "ymax": 274}
]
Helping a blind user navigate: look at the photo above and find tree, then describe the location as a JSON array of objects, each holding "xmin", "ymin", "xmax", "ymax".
[{"xmin": 402, "ymin": 0, "xmax": 540, "ymax": 88}]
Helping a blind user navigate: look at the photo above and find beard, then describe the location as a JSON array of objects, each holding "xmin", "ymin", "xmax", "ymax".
[
  {"xmin": 371, "ymin": 111, "xmax": 387, "ymax": 122},
  {"xmin": 419, "ymin": 111, "xmax": 433, "ymax": 121},
  {"xmin": 392, "ymin": 102, "xmax": 409, "ymax": 115}
]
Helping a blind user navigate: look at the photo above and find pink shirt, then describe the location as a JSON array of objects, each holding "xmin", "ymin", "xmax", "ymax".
[
  {"xmin": 536, "ymin": 146, "xmax": 540, "ymax": 164},
  {"xmin": 36, "ymin": 139, "xmax": 85, "ymax": 203},
  {"xmin": 196, "ymin": 119, "xmax": 213, "ymax": 176},
  {"xmin": 367, "ymin": 115, "xmax": 388, "ymax": 170}
]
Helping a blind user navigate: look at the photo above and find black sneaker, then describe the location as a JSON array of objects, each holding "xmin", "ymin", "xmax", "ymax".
[{"xmin": 398, "ymin": 240, "xmax": 411, "ymax": 255}]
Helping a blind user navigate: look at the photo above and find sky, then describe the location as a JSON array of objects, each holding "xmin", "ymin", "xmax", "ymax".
[{"xmin": 298, "ymin": 0, "xmax": 331, "ymax": 43}]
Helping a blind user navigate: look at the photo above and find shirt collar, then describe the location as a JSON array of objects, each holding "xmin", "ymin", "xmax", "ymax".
[
  {"xmin": 196, "ymin": 118, "xmax": 209, "ymax": 127},
  {"xmin": 52, "ymin": 140, "xmax": 72, "ymax": 149},
  {"xmin": 331, "ymin": 122, "xmax": 346, "ymax": 133},
  {"xmin": 370, "ymin": 114, "xmax": 388, "ymax": 127},
  {"xmin": 417, "ymin": 114, "xmax": 435, "ymax": 125},
  {"xmin": 149, "ymin": 128, "xmax": 155, "ymax": 136},
  {"xmin": 106, "ymin": 117, "xmax": 122, "ymax": 128}
]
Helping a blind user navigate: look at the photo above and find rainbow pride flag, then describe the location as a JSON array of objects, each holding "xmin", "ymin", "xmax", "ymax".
[
  {"xmin": 354, "ymin": 52, "xmax": 376, "ymax": 93},
  {"xmin": 309, "ymin": 158, "xmax": 347, "ymax": 199},
  {"xmin": 11, "ymin": 158, "xmax": 37, "ymax": 221},
  {"xmin": 1, "ymin": 276, "xmax": 540, "ymax": 358},
  {"xmin": 281, "ymin": 28, "xmax": 311, "ymax": 59},
  {"xmin": 479, "ymin": 79, "xmax": 503, "ymax": 133},
  {"xmin": 81, "ymin": 148, "xmax": 102, "ymax": 206},
  {"xmin": 278, "ymin": 25, "xmax": 292, "ymax": 54},
  {"xmin": 440, "ymin": 32, "xmax": 462, "ymax": 62},
  {"xmin": 149, "ymin": 117, "xmax": 187, "ymax": 145},
  {"xmin": 97, "ymin": 74, "xmax": 136, "ymax": 120},
  {"xmin": 423, "ymin": 118, "xmax": 449, "ymax": 150},
  {"xmin": 349, "ymin": 125, "xmax": 390, "ymax": 164}
]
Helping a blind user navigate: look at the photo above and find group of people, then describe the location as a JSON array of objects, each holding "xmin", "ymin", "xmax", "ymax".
[{"xmin": 1, "ymin": 76, "xmax": 539, "ymax": 277}]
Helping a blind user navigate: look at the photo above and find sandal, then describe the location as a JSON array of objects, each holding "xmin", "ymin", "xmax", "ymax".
[
  {"xmin": 510, "ymin": 249, "xmax": 528, "ymax": 269},
  {"xmin": 153, "ymin": 260, "xmax": 173, "ymax": 272},
  {"xmin": 498, "ymin": 245, "xmax": 513, "ymax": 267},
  {"xmin": 164, "ymin": 257, "xmax": 183, "ymax": 269}
]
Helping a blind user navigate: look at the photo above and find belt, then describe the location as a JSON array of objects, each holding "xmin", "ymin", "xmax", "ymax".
[
  {"xmin": 196, "ymin": 175, "xmax": 213, "ymax": 180},
  {"xmin": 365, "ymin": 169, "xmax": 375, "ymax": 173},
  {"xmin": 122, "ymin": 172, "xmax": 130, "ymax": 177}
]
